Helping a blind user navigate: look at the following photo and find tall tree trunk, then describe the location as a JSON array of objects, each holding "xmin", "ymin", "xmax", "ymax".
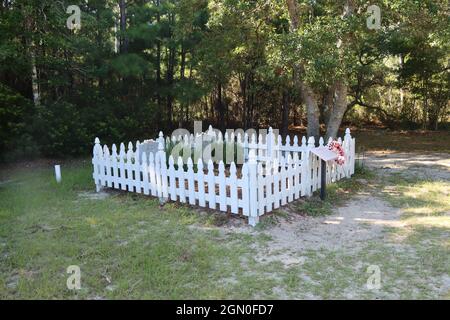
[
  {"xmin": 326, "ymin": 81, "xmax": 347, "ymax": 139},
  {"xmin": 300, "ymin": 82, "xmax": 320, "ymax": 140},
  {"xmin": 119, "ymin": 0, "xmax": 128, "ymax": 53},
  {"xmin": 166, "ymin": 46, "xmax": 175, "ymax": 127},
  {"xmin": 180, "ymin": 46, "xmax": 188, "ymax": 124},
  {"xmin": 216, "ymin": 82, "xmax": 225, "ymax": 132},
  {"xmin": 323, "ymin": 85, "xmax": 335, "ymax": 126},
  {"xmin": 30, "ymin": 42, "xmax": 40, "ymax": 107},
  {"xmin": 325, "ymin": 1, "xmax": 353, "ymax": 139},
  {"xmin": 286, "ymin": 0, "xmax": 320, "ymax": 140},
  {"xmin": 155, "ymin": 0, "xmax": 162, "ymax": 112},
  {"xmin": 399, "ymin": 54, "xmax": 404, "ymax": 114}
]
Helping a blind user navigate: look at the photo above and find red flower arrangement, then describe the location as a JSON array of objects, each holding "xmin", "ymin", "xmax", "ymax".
[{"xmin": 328, "ymin": 140, "xmax": 345, "ymax": 165}]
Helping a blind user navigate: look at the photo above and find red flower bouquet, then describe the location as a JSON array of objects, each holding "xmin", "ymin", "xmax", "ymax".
[{"xmin": 328, "ymin": 140, "xmax": 345, "ymax": 165}]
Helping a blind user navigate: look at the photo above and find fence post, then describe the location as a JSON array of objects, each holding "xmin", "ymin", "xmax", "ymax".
[
  {"xmin": 244, "ymin": 132, "xmax": 249, "ymax": 162},
  {"xmin": 158, "ymin": 131, "xmax": 168, "ymax": 204},
  {"xmin": 141, "ymin": 152, "xmax": 150, "ymax": 195},
  {"xmin": 93, "ymin": 137, "xmax": 103, "ymax": 192},
  {"xmin": 345, "ymin": 128, "xmax": 355, "ymax": 175},
  {"xmin": 119, "ymin": 143, "xmax": 126, "ymax": 191},
  {"xmin": 168, "ymin": 156, "xmax": 177, "ymax": 201},
  {"xmin": 248, "ymin": 149, "xmax": 259, "ymax": 226},
  {"xmin": 307, "ymin": 136, "xmax": 315, "ymax": 195},
  {"xmin": 111, "ymin": 144, "xmax": 119, "ymax": 189},
  {"xmin": 267, "ymin": 127, "xmax": 273, "ymax": 163},
  {"xmin": 344, "ymin": 128, "xmax": 354, "ymax": 177}
]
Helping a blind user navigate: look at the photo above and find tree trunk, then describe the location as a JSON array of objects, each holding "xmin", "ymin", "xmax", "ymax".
[
  {"xmin": 281, "ymin": 90, "xmax": 289, "ymax": 139},
  {"xmin": 156, "ymin": 0, "xmax": 162, "ymax": 112},
  {"xmin": 119, "ymin": 0, "xmax": 128, "ymax": 53},
  {"xmin": 30, "ymin": 43, "xmax": 40, "ymax": 107},
  {"xmin": 325, "ymin": 1, "xmax": 353, "ymax": 139},
  {"xmin": 300, "ymin": 82, "xmax": 320, "ymax": 140},
  {"xmin": 323, "ymin": 85, "xmax": 335, "ymax": 126},
  {"xmin": 286, "ymin": 0, "xmax": 320, "ymax": 140},
  {"xmin": 326, "ymin": 81, "xmax": 347, "ymax": 139},
  {"xmin": 180, "ymin": 46, "xmax": 188, "ymax": 124},
  {"xmin": 216, "ymin": 82, "xmax": 225, "ymax": 132},
  {"xmin": 166, "ymin": 45, "xmax": 175, "ymax": 127}
]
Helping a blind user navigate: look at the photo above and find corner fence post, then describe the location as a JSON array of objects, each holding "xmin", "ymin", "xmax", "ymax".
[
  {"xmin": 158, "ymin": 131, "xmax": 168, "ymax": 205},
  {"xmin": 248, "ymin": 149, "xmax": 259, "ymax": 226}
]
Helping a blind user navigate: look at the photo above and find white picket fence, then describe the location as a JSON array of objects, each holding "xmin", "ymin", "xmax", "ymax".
[{"xmin": 92, "ymin": 128, "xmax": 355, "ymax": 226}]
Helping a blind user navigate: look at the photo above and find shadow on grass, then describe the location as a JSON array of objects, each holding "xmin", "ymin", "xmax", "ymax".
[{"xmin": 292, "ymin": 164, "xmax": 375, "ymax": 217}]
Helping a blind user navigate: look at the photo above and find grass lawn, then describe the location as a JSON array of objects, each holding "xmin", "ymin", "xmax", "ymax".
[
  {"xmin": 352, "ymin": 129, "xmax": 450, "ymax": 153},
  {"xmin": 0, "ymin": 162, "xmax": 272, "ymax": 299},
  {"xmin": 0, "ymin": 130, "xmax": 449, "ymax": 299}
]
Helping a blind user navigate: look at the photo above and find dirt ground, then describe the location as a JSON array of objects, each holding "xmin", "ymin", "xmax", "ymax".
[
  {"xmin": 225, "ymin": 151, "xmax": 450, "ymax": 299},
  {"xmin": 257, "ymin": 152, "xmax": 448, "ymax": 247}
]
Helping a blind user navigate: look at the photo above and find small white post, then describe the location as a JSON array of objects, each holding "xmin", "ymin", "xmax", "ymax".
[
  {"xmin": 54, "ymin": 165, "xmax": 61, "ymax": 183},
  {"xmin": 93, "ymin": 137, "xmax": 102, "ymax": 192}
]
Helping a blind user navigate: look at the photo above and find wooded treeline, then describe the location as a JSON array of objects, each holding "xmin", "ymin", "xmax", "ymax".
[{"xmin": 0, "ymin": 0, "xmax": 448, "ymax": 160}]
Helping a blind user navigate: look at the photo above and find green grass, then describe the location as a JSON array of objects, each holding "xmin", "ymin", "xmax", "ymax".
[
  {"xmin": 0, "ymin": 162, "xmax": 275, "ymax": 299},
  {"xmin": 352, "ymin": 129, "xmax": 450, "ymax": 153},
  {"xmin": 381, "ymin": 174, "xmax": 450, "ymax": 248},
  {"xmin": 0, "ymin": 160, "xmax": 448, "ymax": 299},
  {"xmin": 294, "ymin": 163, "xmax": 374, "ymax": 217}
]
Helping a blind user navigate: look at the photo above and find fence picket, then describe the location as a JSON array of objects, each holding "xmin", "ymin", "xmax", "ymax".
[
  {"xmin": 168, "ymin": 156, "xmax": 177, "ymax": 201},
  {"xmin": 134, "ymin": 149, "xmax": 142, "ymax": 194},
  {"xmin": 207, "ymin": 160, "xmax": 216, "ymax": 209},
  {"xmin": 229, "ymin": 163, "xmax": 238, "ymax": 214},
  {"xmin": 265, "ymin": 163, "xmax": 274, "ymax": 212},
  {"xmin": 257, "ymin": 162, "xmax": 265, "ymax": 215},
  {"xmin": 148, "ymin": 153, "xmax": 156, "ymax": 196},
  {"xmin": 160, "ymin": 155, "xmax": 168, "ymax": 200},
  {"xmin": 177, "ymin": 157, "xmax": 186, "ymax": 203},
  {"xmin": 280, "ymin": 158, "xmax": 287, "ymax": 206},
  {"xmin": 248, "ymin": 150, "xmax": 259, "ymax": 226},
  {"xmin": 273, "ymin": 158, "xmax": 280, "ymax": 209},
  {"xmin": 126, "ymin": 148, "xmax": 133, "ymax": 191},
  {"xmin": 187, "ymin": 158, "xmax": 196, "ymax": 205},
  {"xmin": 116, "ymin": 144, "xmax": 124, "ymax": 190},
  {"xmin": 289, "ymin": 157, "xmax": 295, "ymax": 200},
  {"xmin": 141, "ymin": 152, "xmax": 150, "ymax": 195},
  {"xmin": 241, "ymin": 163, "xmax": 250, "ymax": 216},
  {"xmin": 111, "ymin": 144, "xmax": 119, "ymax": 188},
  {"xmin": 218, "ymin": 161, "xmax": 226, "ymax": 211},
  {"xmin": 103, "ymin": 145, "xmax": 110, "ymax": 187},
  {"xmin": 154, "ymin": 152, "xmax": 162, "ymax": 198},
  {"xmin": 197, "ymin": 159, "xmax": 206, "ymax": 207}
]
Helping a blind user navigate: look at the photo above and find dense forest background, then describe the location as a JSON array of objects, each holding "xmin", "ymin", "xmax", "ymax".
[{"xmin": 0, "ymin": 0, "xmax": 449, "ymax": 161}]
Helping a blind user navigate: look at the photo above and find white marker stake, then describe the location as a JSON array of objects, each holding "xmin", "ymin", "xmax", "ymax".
[{"xmin": 55, "ymin": 165, "xmax": 62, "ymax": 183}]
